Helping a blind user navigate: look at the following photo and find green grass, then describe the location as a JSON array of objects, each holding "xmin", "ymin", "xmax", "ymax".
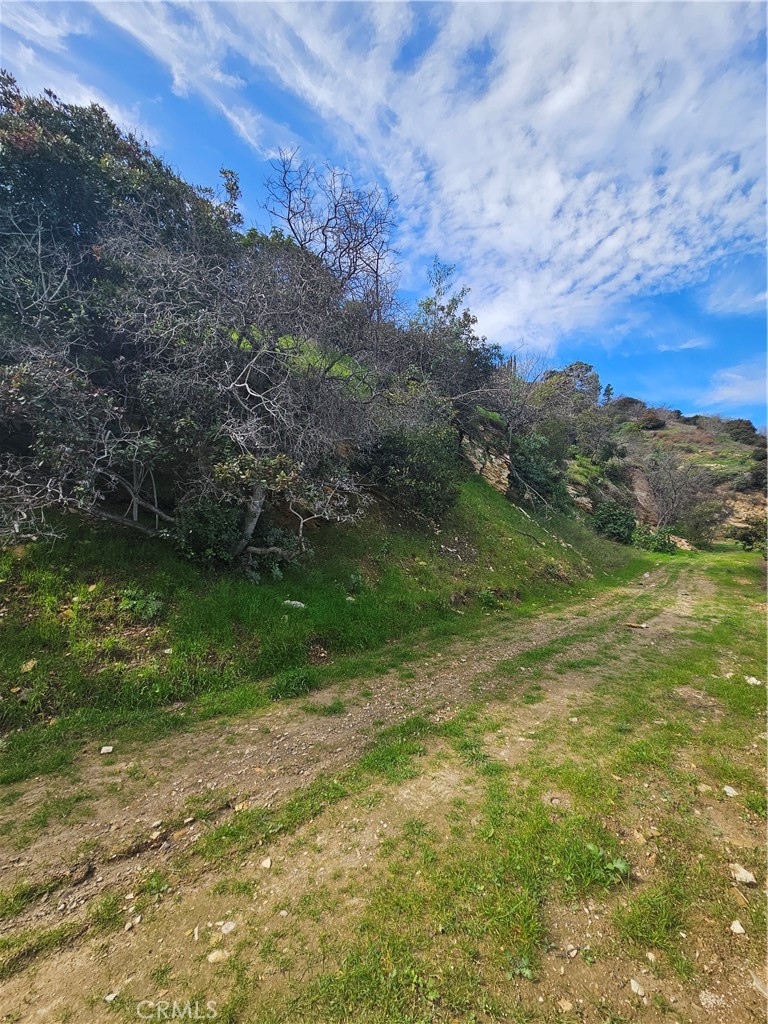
[
  {"xmin": 0, "ymin": 478, "xmax": 650, "ymax": 783},
  {"xmin": 0, "ymin": 791, "xmax": 92, "ymax": 848},
  {"xmin": 0, "ymin": 880, "xmax": 64, "ymax": 922},
  {"xmin": 0, "ymin": 921, "xmax": 85, "ymax": 980},
  {"xmin": 0, "ymin": 544, "xmax": 764, "ymax": 1020}
]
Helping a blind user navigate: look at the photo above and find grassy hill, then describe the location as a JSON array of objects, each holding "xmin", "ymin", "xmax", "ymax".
[{"xmin": 0, "ymin": 478, "xmax": 650, "ymax": 783}]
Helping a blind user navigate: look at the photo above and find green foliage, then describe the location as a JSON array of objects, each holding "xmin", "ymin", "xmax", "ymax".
[
  {"xmin": 508, "ymin": 432, "xmax": 569, "ymax": 507},
  {"xmin": 723, "ymin": 418, "xmax": 759, "ymax": 446},
  {"xmin": 593, "ymin": 501, "xmax": 636, "ymax": 544},
  {"xmin": 677, "ymin": 499, "xmax": 731, "ymax": 548},
  {"xmin": 370, "ymin": 425, "xmax": 462, "ymax": 519},
  {"xmin": 117, "ymin": 588, "xmax": 164, "ymax": 621},
  {"xmin": 639, "ymin": 410, "xmax": 666, "ymax": 430},
  {"xmin": 172, "ymin": 500, "xmax": 243, "ymax": 563},
  {"xmin": 728, "ymin": 514, "xmax": 767, "ymax": 558},
  {"xmin": 267, "ymin": 667, "xmax": 322, "ymax": 701},
  {"xmin": 632, "ymin": 523, "xmax": 677, "ymax": 553}
]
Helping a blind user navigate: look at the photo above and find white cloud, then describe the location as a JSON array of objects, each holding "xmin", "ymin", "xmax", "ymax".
[
  {"xmin": 657, "ymin": 337, "xmax": 711, "ymax": 353},
  {"xmin": 0, "ymin": 3, "xmax": 89, "ymax": 52},
  {"xmin": 0, "ymin": 9, "xmax": 158, "ymax": 144},
  {"xmin": 703, "ymin": 272, "xmax": 767, "ymax": 317},
  {"xmin": 4, "ymin": 2, "xmax": 767, "ymax": 350},
  {"xmin": 700, "ymin": 360, "xmax": 767, "ymax": 408}
]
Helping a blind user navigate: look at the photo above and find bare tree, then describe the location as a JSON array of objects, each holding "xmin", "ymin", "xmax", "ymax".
[
  {"xmin": 640, "ymin": 446, "xmax": 729, "ymax": 533},
  {"xmin": 264, "ymin": 150, "xmax": 398, "ymax": 322}
]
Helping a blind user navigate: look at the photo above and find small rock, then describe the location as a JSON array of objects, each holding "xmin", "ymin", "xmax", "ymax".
[
  {"xmin": 221, "ymin": 921, "xmax": 236, "ymax": 935},
  {"xmin": 207, "ymin": 949, "xmax": 230, "ymax": 963},
  {"xmin": 100, "ymin": 745, "xmax": 114, "ymax": 755},
  {"xmin": 20, "ymin": 659, "xmax": 37, "ymax": 673},
  {"xmin": 279, "ymin": 909, "xmax": 288, "ymax": 917},
  {"xmin": 150, "ymin": 830, "xmax": 162, "ymax": 841},
  {"xmin": 630, "ymin": 979, "xmax": 645, "ymax": 997},
  {"xmin": 732, "ymin": 887, "xmax": 749, "ymax": 908},
  {"xmin": 730, "ymin": 920, "xmax": 745, "ymax": 935},
  {"xmin": 566, "ymin": 943, "xmax": 578, "ymax": 958},
  {"xmin": 569, "ymin": 717, "xmax": 578, "ymax": 724},
  {"xmin": 646, "ymin": 951, "xmax": 656, "ymax": 963},
  {"xmin": 557, "ymin": 998, "xmax": 573, "ymax": 1012},
  {"xmin": 283, "ymin": 600, "xmax": 305, "ymax": 609},
  {"xmin": 124, "ymin": 921, "xmax": 133, "ymax": 932},
  {"xmin": 697, "ymin": 783, "xmax": 713, "ymax": 793},
  {"xmin": 730, "ymin": 863, "xmax": 757, "ymax": 886},
  {"xmin": 260, "ymin": 857, "xmax": 272, "ymax": 869},
  {"xmin": 744, "ymin": 676, "xmax": 763, "ymax": 686},
  {"xmin": 723, "ymin": 785, "xmax": 738, "ymax": 797},
  {"xmin": 699, "ymin": 989, "xmax": 726, "ymax": 1010},
  {"xmin": 105, "ymin": 992, "xmax": 119, "ymax": 1003}
]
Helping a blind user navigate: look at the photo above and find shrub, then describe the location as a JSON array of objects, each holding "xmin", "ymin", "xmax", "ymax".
[
  {"xmin": 723, "ymin": 418, "xmax": 759, "ymax": 446},
  {"xmin": 728, "ymin": 515, "xmax": 767, "ymax": 558},
  {"xmin": 593, "ymin": 501, "xmax": 636, "ymax": 545},
  {"xmin": 173, "ymin": 499, "xmax": 243, "ymax": 563},
  {"xmin": 631, "ymin": 524, "xmax": 677, "ymax": 554},
  {"xmin": 118, "ymin": 588, "xmax": 164, "ymax": 621},
  {"xmin": 677, "ymin": 499, "xmax": 730, "ymax": 548},
  {"xmin": 639, "ymin": 411, "xmax": 665, "ymax": 431},
  {"xmin": 508, "ymin": 432, "xmax": 569, "ymax": 507},
  {"xmin": 370, "ymin": 426, "xmax": 462, "ymax": 520}
]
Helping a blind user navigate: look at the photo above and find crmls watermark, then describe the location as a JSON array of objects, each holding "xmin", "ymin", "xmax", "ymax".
[{"xmin": 136, "ymin": 1000, "xmax": 217, "ymax": 1020}]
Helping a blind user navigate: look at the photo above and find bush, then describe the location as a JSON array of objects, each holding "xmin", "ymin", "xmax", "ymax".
[
  {"xmin": 639, "ymin": 411, "xmax": 665, "ymax": 431},
  {"xmin": 118, "ymin": 588, "xmax": 164, "ymax": 620},
  {"xmin": 172, "ymin": 499, "xmax": 243, "ymax": 563},
  {"xmin": 728, "ymin": 515, "xmax": 767, "ymax": 558},
  {"xmin": 677, "ymin": 499, "xmax": 730, "ymax": 548},
  {"xmin": 723, "ymin": 418, "xmax": 759, "ymax": 446},
  {"xmin": 508, "ymin": 432, "xmax": 569, "ymax": 507},
  {"xmin": 631, "ymin": 524, "xmax": 677, "ymax": 553},
  {"xmin": 370, "ymin": 426, "xmax": 462, "ymax": 520},
  {"xmin": 593, "ymin": 501, "xmax": 636, "ymax": 544}
]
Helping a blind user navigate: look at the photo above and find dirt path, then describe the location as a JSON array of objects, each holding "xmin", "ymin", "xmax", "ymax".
[
  {"xmin": 1, "ymin": 569, "xmax": 671, "ymax": 901},
  {"xmin": 1, "ymin": 561, "xmax": 765, "ymax": 1024}
]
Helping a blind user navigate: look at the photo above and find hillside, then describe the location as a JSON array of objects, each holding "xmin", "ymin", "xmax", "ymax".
[
  {"xmin": 0, "ymin": 477, "xmax": 643, "ymax": 784},
  {"xmin": 0, "ymin": 529, "xmax": 764, "ymax": 1023}
]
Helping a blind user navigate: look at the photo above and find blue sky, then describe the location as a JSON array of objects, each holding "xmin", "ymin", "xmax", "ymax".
[{"xmin": 1, "ymin": 1, "xmax": 766, "ymax": 424}]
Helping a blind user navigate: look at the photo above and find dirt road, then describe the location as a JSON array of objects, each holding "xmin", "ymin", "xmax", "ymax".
[{"xmin": 1, "ymin": 557, "xmax": 765, "ymax": 1023}]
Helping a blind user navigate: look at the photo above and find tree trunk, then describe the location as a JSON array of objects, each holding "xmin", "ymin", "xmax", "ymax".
[{"xmin": 233, "ymin": 483, "xmax": 267, "ymax": 557}]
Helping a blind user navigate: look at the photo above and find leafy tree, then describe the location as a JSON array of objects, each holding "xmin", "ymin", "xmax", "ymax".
[{"xmin": 723, "ymin": 418, "xmax": 759, "ymax": 446}]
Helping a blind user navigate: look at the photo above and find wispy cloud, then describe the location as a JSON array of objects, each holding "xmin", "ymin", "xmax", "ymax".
[
  {"xmin": 702, "ymin": 269, "xmax": 767, "ymax": 317},
  {"xmin": 700, "ymin": 360, "xmax": 766, "ymax": 408},
  {"xmin": 0, "ymin": 2, "xmax": 89, "ymax": 52},
  {"xmin": 658, "ymin": 337, "xmax": 711, "ymax": 353},
  {"xmin": 0, "ymin": 8, "xmax": 158, "ymax": 144},
  {"xmin": 1, "ymin": 2, "xmax": 765, "ymax": 352}
]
